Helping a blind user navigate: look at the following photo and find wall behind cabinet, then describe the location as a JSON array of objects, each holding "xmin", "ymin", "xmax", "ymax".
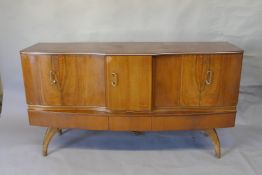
[{"xmin": 1, "ymin": 0, "xmax": 262, "ymax": 92}]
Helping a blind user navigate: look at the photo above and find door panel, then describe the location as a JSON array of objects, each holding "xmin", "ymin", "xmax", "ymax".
[
  {"xmin": 21, "ymin": 54, "xmax": 106, "ymax": 106},
  {"xmin": 106, "ymin": 56, "xmax": 152, "ymax": 111},
  {"xmin": 221, "ymin": 54, "xmax": 243, "ymax": 106},
  {"xmin": 153, "ymin": 55, "xmax": 181, "ymax": 107},
  {"xmin": 180, "ymin": 55, "xmax": 202, "ymax": 106},
  {"xmin": 200, "ymin": 55, "xmax": 224, "ymax": 106},
  {"xmin": 200, "ymin": 54, "xmax": 243, "ymax": 106}
]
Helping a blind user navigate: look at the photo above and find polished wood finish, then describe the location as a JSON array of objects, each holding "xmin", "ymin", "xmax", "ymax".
[
  {"xmin": 180, "ymin": 55, "xmax": 202, "ymax": 105},
  {"xmin": 153, "ymin": 55, "xmax": 181, "ymax": 107},
  {"xmin": 106, "ymin": 56, "xmax": 152, "ymax": 111},
  {"xmin": 152, "ymin": 113, "xmax": 235, "ymax": 131},
  {"xmin": 20, "ymin": 42, "xmax": 243, "ymax": 158},
  {"xmin": 20, "ymin": 42, "xmax": 243, "ymax": 55},
  {"xmin": 204, "ymin": 129, "xmax": 221, "ymax": 158},
  {"xmin": 154, "ymin": 54, "xmax": 243, "ymax": 107},
  {"xmin": 200, "ymin": 54, "xmax": 243, "ymax": 106},
  {"xmin": 42, "ymin": 127, "xmax": 59, "ymax": 156},
  {"xmin": 28, "ymin": 111, "xmax": 235, "ymax": 131},
  {"xmin": 109, "ymin": 116, "xmax": 151, "ymax": 131},
  {"xmin": 28, "ymin": 110, "xmax": 108, "ymax": 130},
  {"xmin": 21, "ymin": 54, "xmax": 105, "ymax": 106}
]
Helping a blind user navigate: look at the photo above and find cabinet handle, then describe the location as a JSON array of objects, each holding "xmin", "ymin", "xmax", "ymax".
[
  {"xmin": 111, "ymin": 72, "xmax": 118, "ymax": 87},
  {"xmin": 49, "ymin": 70, "xmax": 57, "ymax": 85},
  {"xmin": 205, "ymin": 70, "xmax": 213, "ymax": 85}
]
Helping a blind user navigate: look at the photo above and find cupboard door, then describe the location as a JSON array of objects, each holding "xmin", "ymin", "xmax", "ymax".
[
  {"xmin": 21, "ymin": 54, "xmax": 60, "ymax": 105},
  {"xmin": 200, "ymin": 54, "xmax": 243, "ymax": 106},
  {"xmin": 200, "ymin": 55, "xmax": 224, "ymax": 106},
  {"xmin": 180, "ymin": 55, "xmax": 203, "ymax": 106},
  {"xmin": 106, "ymin": 56, "xmax": 152, "ymax": 111},
  {"xmin": 21, "ymin": 54, "xmax": 106, "ymax": 106},
  {"xmin": 154, "ymin": 55, "xmax": 181, "ymax": 107}
]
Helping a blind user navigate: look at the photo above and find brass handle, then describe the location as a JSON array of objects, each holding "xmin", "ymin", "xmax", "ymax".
[
  {"xmin": 111, "ymin": 72, "xmax": 118, "ymax": 87},
  {"xmin": 205, "ymin": 70, "xmax": 213, "ymax": 85},
  {"xmin": 49, "ymin": 70, "xmax": 57, "ymax": 85}
]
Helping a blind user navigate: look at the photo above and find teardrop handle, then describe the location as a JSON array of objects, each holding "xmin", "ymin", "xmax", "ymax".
[
  {"xmin": 111, "ymin": 72, "xmax": 118, "ymax": 87},
  {"xmin": 205, "ymin": 70, "xmax": 213, "ymax": 85},
  {"xmin": 49, "ymin": 70, "xmax": 57, "ymax": 85}
]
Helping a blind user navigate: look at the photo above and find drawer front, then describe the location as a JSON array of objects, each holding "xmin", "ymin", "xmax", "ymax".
[
  {"xmin": 21, "ymin": 54, "xmax": 106, "ymax": 106},
  {"xmin": 152, "ymin": 113, "xmax": 235, "ymax": 131},
  {"xmin": 28, "ymin": 110, "xmax": 108, "ymax": 130},
  {"xmin": 109, "ymin": 116, "xmax": 151, "ymax": 131}
]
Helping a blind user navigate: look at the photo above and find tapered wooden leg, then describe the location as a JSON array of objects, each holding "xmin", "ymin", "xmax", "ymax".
[
  {"xmin": 42, "ymin": 127, "xmax": 59, "ymax": 156},
  {"xmin": 204, "ymin": 129, "xmax": 221, "ymax": 158}
]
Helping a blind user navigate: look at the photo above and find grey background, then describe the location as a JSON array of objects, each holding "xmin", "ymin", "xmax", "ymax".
[
  {"xmin": 0, "ymin": 0, "xmax": 262, "ymax": 175},
  {"xmin": 1, "ymin": 0, "xmax": 262, "ymax": 89},
  {"xmin": 0, "ymin": 76, "xmax": 2, "ymax": 112}
]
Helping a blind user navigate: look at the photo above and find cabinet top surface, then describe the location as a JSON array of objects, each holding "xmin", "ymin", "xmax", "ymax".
[{"xmin": 20, "ymin": 42, "xmax": 243, "ymax": 55}]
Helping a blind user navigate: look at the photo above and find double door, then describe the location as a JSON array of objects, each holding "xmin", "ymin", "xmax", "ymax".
[
  {"xmin": 154, "ymin": 54, "xmax": 243, "ymax": 108},
  {"xmin": 107, "ymin": 54, "xmax": 243, "ymax": 111}
]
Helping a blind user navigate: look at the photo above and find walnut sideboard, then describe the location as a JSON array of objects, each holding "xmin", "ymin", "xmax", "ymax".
[{"xmin": 20, "ymin": 42, "xmax": 243, "ymax": 158}]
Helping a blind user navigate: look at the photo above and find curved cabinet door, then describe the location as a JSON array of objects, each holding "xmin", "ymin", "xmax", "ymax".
[
  {"xmin": 21, "ymin": 54, "xmax": 106, "ymax": 106},
  {"xmin": 200, "ymin": 54, "xmax": 243, "ymax": 106},
  {"xmin": 154, "ymin": 54, "xmax": 202, "ymax": 107},
  {"xmin": 153, "ymin": 54, "xmax": 243, "ymax": 108}
]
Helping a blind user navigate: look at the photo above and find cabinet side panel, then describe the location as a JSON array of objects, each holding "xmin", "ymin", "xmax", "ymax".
[
  {"xmin": 153, "ymin": 55, "xmax": 181, "ymax": 107},
  {"xmin": 222, "ymin": 54, "xmax": 243, "ymax": 106}
]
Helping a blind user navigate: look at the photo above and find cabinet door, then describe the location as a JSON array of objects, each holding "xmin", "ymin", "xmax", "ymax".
[
  {"xmin": 154, "ymin": 54, "xmax": 243, "ymax": 107},
  {"xmin": 180, "ymin": 55, "xmax": 204, "ymax": 106},
  {"xmin": 154, "ymin": 55, "xmax": 182, "ymax": 107},
  {"xmin": 106, "ymin": 56, "xmax": 152, "ymax": 111},
  {"xmin": 21, "ymin": 54, "xmax": 106, "ymax": 106},
  {"xmin": 200, "ymin": 54, "xmax": 243, "ymax": 106}
]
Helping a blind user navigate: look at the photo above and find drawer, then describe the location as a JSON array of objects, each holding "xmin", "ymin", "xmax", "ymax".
[
  {"xmin": 109, "ymin": 116, "xmax": 151, "ymax": 131},
  {"xmin": 28, "ymin": 110, "xmax": 109, "ymax": 130},
  {"xmin": 152, "ymin": 113, "xmax": 236, "ymax": 131}
]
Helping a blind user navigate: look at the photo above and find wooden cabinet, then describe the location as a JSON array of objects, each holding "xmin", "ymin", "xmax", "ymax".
[{"xmin": 20, "ymin": 42, "xmax": 243, "ymax": 158}]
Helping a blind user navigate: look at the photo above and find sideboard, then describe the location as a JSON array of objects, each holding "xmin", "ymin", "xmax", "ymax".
[{"xmin": 20, "ymin": 42, "xmax": 243, "ymax": 158}]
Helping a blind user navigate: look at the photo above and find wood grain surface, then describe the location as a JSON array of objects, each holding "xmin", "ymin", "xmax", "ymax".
[
  {"xmin": 21, "ymin": 42, "xmax": 243, "ymax": 132},
  {"xmin": 21, "ymin": 54, "xmax": 105, "ymax": 106},
  {"xmin": 106, "ymin": 56, "xmax": 152, "ymax": 111},
  {"xmin": 20, "ymin": 42, "xmax": 243, "ymax": 55}
]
